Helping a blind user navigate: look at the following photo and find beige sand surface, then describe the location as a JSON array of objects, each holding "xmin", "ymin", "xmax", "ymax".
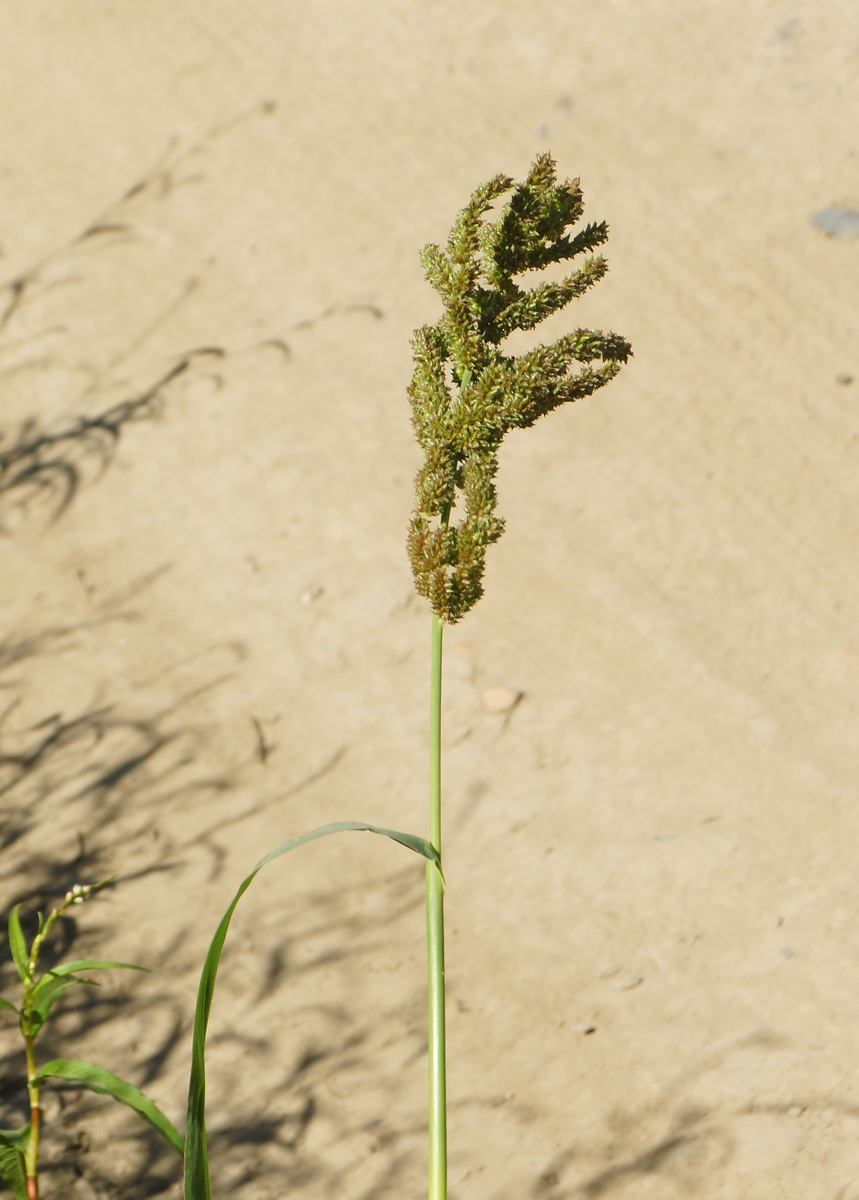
[{"xmin": 2, "ymin": 2, "xmax": 859, "ymax": 1197}]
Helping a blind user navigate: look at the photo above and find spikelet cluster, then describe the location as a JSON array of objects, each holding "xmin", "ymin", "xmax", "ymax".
[{"xmin": 407, "ymin": 152, "xmax": 632, "ymax": 623}]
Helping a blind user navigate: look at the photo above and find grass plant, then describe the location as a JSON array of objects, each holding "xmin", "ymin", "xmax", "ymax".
[
  {"xmin": 1, "ymin": 152, "xmax": 629, "ymax": 1200},
  {"xmin": 408, "ymin": 152, "xmax": 630, "ymax": 1199}
]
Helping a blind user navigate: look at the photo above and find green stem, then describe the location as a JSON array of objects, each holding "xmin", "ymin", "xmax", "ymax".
[
  {"xmin": 426, "ymin": 610, "xmax": 447, "ymax": 1200},
  {"xmin": 24, "ymin": 1033, "xmax": 39, "ymax": 1200},
  {"xmin": 425, "ymin": 373, "xmax": 471, "ymax": 1200}
]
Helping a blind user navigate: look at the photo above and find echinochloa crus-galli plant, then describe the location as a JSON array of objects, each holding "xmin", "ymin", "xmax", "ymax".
[{"xmin": 408, "ymin": 152, "xmax": 631, "ymax": 1200}]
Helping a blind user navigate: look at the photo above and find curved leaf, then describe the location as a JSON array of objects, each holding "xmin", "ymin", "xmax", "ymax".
[
  {"xmin": 0, "ymin": 1126, "xmax": 30, "ymax": 1200},
  {"xmin": 6, "ymin": 907, "xmax": 29, "ymax": 983},
  {"xmin": 0, "ymin": 997, "xmax": 18, "ymax": 1016},
  {"xmin": 29, "ymin": 976, "xmax": 96, "ymax": 1037},
  {"xmin": 35, "ymin": 1059, "xmax": 183, "ymax": 1155},
  {"xmin": 184, "ymin": 821, "xmax": 438, "ymax": 1200},
  {"xmin": 30, "ymin": 961, "xmax": 148, "ymax": 1030},
  {"xmin": 36, "ymin": 959, "xmax": 148, "ymax": 982}
]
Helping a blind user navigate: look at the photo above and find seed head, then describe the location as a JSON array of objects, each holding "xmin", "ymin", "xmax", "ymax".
[{"xmin": 407, "ymin": 153, "xmax": 631, "ymax": 623}]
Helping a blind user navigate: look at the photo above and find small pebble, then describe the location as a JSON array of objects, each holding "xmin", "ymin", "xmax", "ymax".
[
  {"xmin": 836, "ymin": 373, "xmax": 854, "ymax": 386},
  {"xmin": 481, "ymin": 686, "xmax": 523, "ymax": 714},
  {"xmin": 612, "ymin": 973, "xmax": 644, "ymax": 991},
  {"xmin": 787, "ymin": 1104, "xmax": 805, "ymax": 1118},
  {"xmin": 301, "ymin": 585, "xmax": 324, "ymax": 604},
  {"xmin": 811, "ymin": 205, "xmax": 859, "ymax": 239}
]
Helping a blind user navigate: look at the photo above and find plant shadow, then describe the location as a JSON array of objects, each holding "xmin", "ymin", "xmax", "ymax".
[
  {"xmin": 0, "ymin": 347, "xmax": 223, "ymax": 531},
  {"xmin": 0, "ymin": 107, "xmax": 425, "ymax": 1200},
  {"xmin": 525, "ymin": 1026, "xmax": 859, "ymax": 1198}
]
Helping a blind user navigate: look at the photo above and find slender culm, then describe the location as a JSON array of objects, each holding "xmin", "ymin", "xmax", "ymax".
[{"xmin": 408, "ymin": 153, "xmax": 631, "ymax": 1200}]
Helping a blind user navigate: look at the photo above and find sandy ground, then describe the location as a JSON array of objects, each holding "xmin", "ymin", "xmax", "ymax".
[{"xmin": 2, "ymin": 2, "xmax": 859, "ymax": 1197}]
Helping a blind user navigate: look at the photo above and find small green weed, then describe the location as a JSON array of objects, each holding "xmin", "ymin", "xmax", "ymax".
[{"xmin": 0, "ymin": 879, "xmax": 183, "ymax": 1200}]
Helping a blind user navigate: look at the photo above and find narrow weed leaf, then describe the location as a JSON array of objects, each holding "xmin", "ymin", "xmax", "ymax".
[
  {"xmin": 29, "ymin": 976, "xmax": 98, "ymax": 1036},
  {"xmin": 6, "ymin": 906, "xmax": 30, "ymax": 983},
  {"xmin": 0, "ymin": 997, "xmax": 18, "ymax": 1016},
  {"xmin": 29, "ymin": 960, "xmax": 148, "ymax": 1032},
  {"xmin": 0, "ymin": 1126, "xmax": 30, "ymax": 1200},
  {"xmin": 0, "ymin": 1148, "xmax": 27, "ymax": 1200},
  {"xmin": 35, "ymin": 1060, "xmax": 183, "ymax": 1155},
  {"xmin": 36, "ymin": 959, "xmax": 148, "ymax": 980},
  {"xmin": 184, "ymin": 821, "xmax": 439, "ymax": 1200}
]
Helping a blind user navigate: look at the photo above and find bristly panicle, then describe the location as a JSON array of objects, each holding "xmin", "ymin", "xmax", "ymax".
[{"xmin": 407, "ymin": 152, "xmax": 632, "ymax": 623}]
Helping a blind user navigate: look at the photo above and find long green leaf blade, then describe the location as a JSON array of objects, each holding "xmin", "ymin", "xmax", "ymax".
[
  {"xmin": 35, "ymin": 1060, "xmax": 183, "ymax": 1155},
  {"xmin": 29, "ymin": 962, "xmax": 149, "ymax": 1033},
  {"xmin": 31, "ymin": 961, "xmax": 147, "ymax": 1018},
  {"xmin": 6, "ymin": 907, "xmax": 29, "ymax": 983},
  {"xmin": 0, "ymin": 997, "xmax": 18, "ymax": 1015},
  {"xmin": 0, "ymin": 1127, "xmax": 30, "ymax": 1200},
  {"xmin": 184, "ymin": 821, "xmax": 438, "ymax": 1200},
  {"xmin": 36, "ymin": 960, "xmax": 148, "ymax": 981}
]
